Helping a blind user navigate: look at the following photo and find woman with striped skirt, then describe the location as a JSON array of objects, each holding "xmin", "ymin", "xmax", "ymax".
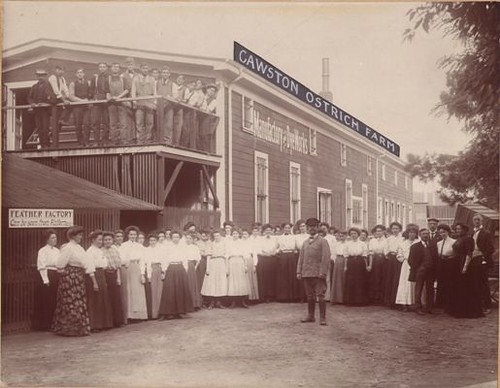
[
  {"xmin": 201, "ymin": 230, "xmax": 228, "ymax": 309},
  {"xmin": 367, "ymin": 225, "xmax": 388, "ymax": 305},
  {"xmin": 276, "ymin": 223, "xmax": 298, "ymax": 302},
  {"xmin": 86, "ymin": 230, "xmax": 114, "ymax": 331},
  {"xmin": 102, "ymin": 231, "xmax": 125, "ymax": 327},
  {"xmin": 34, "ymin": 229, "xmax": 60, "ymax": 331},
  {"xmin": 52, "ymin": 226, "xmax": 94, "ymax": 337},
  {"xmin": 145, "ymin": 233, "xmax": 164, "ymax": 319},
  {"xmin": 343, "ymin": 228, "xmax": 369, "ymax": 306},
  {"xmin": 158, "ymin": 231, "xmax": 194, "ymax": 319}
]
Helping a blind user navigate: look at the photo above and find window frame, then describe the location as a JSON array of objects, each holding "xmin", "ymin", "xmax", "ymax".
[
  {"xmin": 242, "ymin": 96, "xmax": 254, "ymax": 133},
  {"xmin": 254, "ymin": 151, "xmax": 269, "ymax": 223},
  {"xmin": 317, "ymin": 187, "xmax": 333, "ymax": 225},
  {"xmin": 289, "ymin": 161, "xmax": 301, "ymax": 223},
  {"xmin": 340, "ymin": 143, "xmax": 347, "ymax": 167}
]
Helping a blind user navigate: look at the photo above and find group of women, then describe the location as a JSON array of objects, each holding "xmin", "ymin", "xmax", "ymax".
[{"xmin": 34, "ymin": 219, "xmax": 487, "ymax": 336}]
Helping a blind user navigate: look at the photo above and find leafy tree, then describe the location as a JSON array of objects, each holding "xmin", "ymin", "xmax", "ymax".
[{"xmin": 403, "ymin": 2, "xmax": 499, "ymax": 209}]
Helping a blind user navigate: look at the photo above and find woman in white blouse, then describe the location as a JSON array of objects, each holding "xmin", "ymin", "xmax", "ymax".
[
  {"xmin": 330, "ymin": 231, "xmax": 347, "ymax": 304},
  {"xmin": 52, "ymin": 226, "xmax": 96, "ymax": 336},
  {"xmin": 121, "ymin": 226, "xmax": 148, "ymax": 322},
  {"xmin": 395, "ymin": 225, "xmax": 420, "ymax": 311},
  {"xmin": 435, "ymin": 224, "xmax": 457, "ymax": 310},
  {"xmin": 145, "ymin": 233, "xmax": 164, "ymax": 319},
  {"xmin": 201, "ymin": 230, "xmax": 228, "ymax": 309},
  {"xmin": 276, "ymin": 223, "xmax": 298, "ymax": 302},
  {"xmin": 383, "ymin": 222, "xmax": 404, "ymax": 307},
  {"xmin": 226, "ymin": 228, "xmax": 250, "ymax": 308},
  {"xmin": 368, "ymin": 225, "xmax": 388, "ymax": 304},
  {"xmin": 34, "ymin": 229, "xmax": 60, "ymax": 331},
  {"xmin": 86, "ymin": 230, "xmax": 114, "ymax": 331},
  {"xmin": 158, "ymin": 231, "xmax": 194, "ymax": 319},
  {"xmin": 343, "ymin": 228, "xmax": 369, "ymax": 306},
  {"xmin": 256, "ymin": 224, "xmax": 279, "ymax": 303}
]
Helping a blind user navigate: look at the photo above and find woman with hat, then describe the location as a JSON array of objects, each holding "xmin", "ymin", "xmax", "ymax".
[
  {"xmin": 435, "ymin": 224, "xmax": 457, "ymax": 311},
  {"xmin": 86, "ymin": 230, "xmax": 114, "ymax": 331},
  {"xmin": 33, "ymin": 229, "xmax": 60, "ymax": 331},
  {"xmin": 448, "ymin": 223, "xmax": 484, "ymax": 318},
  {"xmin": 52, "ymin": 226, "xmax": 95, "ymax": 336},
  {"xmin": 343, "ymin": 227, "xmax": 369, "ymax": 306},
  {"xmin": 395, "ymin": 225, "xmax": 420, "ymax": 311}
]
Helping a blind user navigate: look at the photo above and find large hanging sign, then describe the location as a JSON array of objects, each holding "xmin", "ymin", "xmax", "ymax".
[
  {"xmin": 234, "ymin": 42, "xmax": 400, "ymax": 157},
  {"xmin": 8, "ymin": 209, "xmax": 74, "ymax": 228}
]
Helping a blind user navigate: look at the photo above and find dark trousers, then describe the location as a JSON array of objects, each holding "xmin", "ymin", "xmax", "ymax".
[
  {"xmin": 34, "ymin": 108, "xmax": 51, "ymax": 148},
  {"xmin": 303, "ymin": 277, "xmax": 327, "ymax": 302},
  {"xmin": 72, "ymin": 106, "xmax": 90, "ymax": 146},
  {"xmin": 51, "ymin": 103, "xmax": 70, "ymax": 147},
  {"xmin": 91, "ymin": 104, "xmax": 109, "ymax": 144},
  {"xmin": 414, "ymin": 267, "xmax": 435, "ymax": 311},
  {"xmin": 478, "ymin": 260, "xmax": 492, "ymax": 309}
]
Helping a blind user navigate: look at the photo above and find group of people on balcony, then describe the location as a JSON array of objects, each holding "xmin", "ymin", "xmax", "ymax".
[
  {"xmin": 27, "ymin": 57, "xmax": 219, "ymax": 151},
  {"xmin": 34, "ymin": 213, "xmax": 495, "ymax": 336}
]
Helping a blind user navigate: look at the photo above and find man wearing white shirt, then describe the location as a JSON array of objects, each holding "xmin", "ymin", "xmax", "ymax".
[{"xmin": 48, "ymin": 65, "xmax": 70, "ymax": 147}]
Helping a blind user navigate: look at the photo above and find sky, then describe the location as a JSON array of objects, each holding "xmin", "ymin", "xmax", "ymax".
[{"xmin": 3, "ymin": 2, "xmax": 471, "ymax": 190}]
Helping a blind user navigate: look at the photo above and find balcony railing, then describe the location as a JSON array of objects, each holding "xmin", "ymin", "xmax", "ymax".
[{"xmin": 3, "ymin": 96, "xmax": 220, "ymax": 154}]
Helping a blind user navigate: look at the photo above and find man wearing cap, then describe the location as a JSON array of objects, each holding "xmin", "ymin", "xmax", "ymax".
[
  {"xmin": 48, "ymin": 65, "xmax": 70, "ymax": 147},
  {"xmin": 297, "ymin": 218, "xmax": 331, "ymax": 326},
  {"xmin": 68, "ymin": 68, "xmax": 91, "ymax": 147},
  {"xmin": 472, "ymin": 213, "xmax": 495, "ymax": 314},
  {"xmin": 131, "ymin": 64, "xmax": 157, "ymax": 144},
  {"xmin": 199, "ymin": 83, "xmax": 218, "ymax": 152},
  {"xmin": 28, "ymin": 69, "xmax": 54, "ymax": 149}
]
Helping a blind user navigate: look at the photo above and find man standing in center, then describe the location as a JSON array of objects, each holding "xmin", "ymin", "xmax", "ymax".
[
  {"xmin": 156, "ymin": 66, "xmax": 175, "ymax": 145},
  {"xmin": 107, "ymin": 63, "xmax": 130, "ymax": 145},
  {"xmin": 131, "ymin": 64, "xmax": 156, "ymax": 144},
  {"xmin": 297, "ymin": 218, "xmax": 331, "ymax": 326}
]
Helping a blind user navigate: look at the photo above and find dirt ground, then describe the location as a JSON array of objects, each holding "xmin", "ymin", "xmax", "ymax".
[{"xmin": 1, "ymin": 303, "xmax": 498, "ymax": 388}]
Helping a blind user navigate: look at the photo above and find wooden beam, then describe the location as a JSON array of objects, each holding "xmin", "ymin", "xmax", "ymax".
[
  {"xmin": 163, "ymin": 161, "xmax": 184, "ymax": 205},
  {"xmin": 202, "ymin": 165, "xmax": 220, "ymax": 209}
]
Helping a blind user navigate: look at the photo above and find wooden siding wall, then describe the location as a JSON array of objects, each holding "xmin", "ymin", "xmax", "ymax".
[
  {"xmin": 1, "ymin": 208, "xmax": 119, "ymax": 335},
  {"xmin": 231, "ymin": 91, "xmax": 412, "ymax": 229},
  {"xmin": 160, "ymin": 206, "xmax": 221, "ymax": 231}
]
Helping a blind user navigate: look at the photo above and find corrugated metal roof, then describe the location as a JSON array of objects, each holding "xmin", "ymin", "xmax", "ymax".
[
  {"xmin": 2, "ymin": 154, "xmax": 161, "ymax": 211},
  {"xmin": 426, "ymin": 205, "xmax": 456, "ymax": 220}
]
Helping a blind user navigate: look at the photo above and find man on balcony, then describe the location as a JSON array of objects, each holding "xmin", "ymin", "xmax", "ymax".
[
  {"xmin": 199, "ymin": 84, "xmax": 219, "ymax": 153},
  {"xmin": 28, "ymin": 69, "xmax": 53, "ymax": 149},
  {"xmin": 68, "ymin": 68, "xmax": 91, "ymax": 147},
  {"xmin": 89, "ymin": 62, "xmax": 110, "ymax": 146},
  {"xmin": 122, "ymin": 57, "xmax": 137, "ymax": 137},
  {"xmin": 107, "ymin": 63, "xmax": 130, "ymax": 145},
  {"xmin": 48, "ymin": 65, "xmax": 70, "ymax": 148},
  {"xmin": 131, "ymin": 64, "xmax": 157, "ymax": 144},
  {"xmin": 156, "ymin": 66, "xmax": 175, "ymax": 145}
]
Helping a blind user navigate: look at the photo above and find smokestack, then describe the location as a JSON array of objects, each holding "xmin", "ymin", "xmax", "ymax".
[{"xmin": 319, "ymin": 57, "xmax": 333, "ymax": 102}]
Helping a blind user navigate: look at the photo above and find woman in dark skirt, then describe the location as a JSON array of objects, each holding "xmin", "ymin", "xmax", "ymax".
[
  {"xmin": 436, "ymin": 224, "xmax": 457, "ymax": 311},
  {"xmin": 276, "ymin": 223, "xmax": 298, "ymax": 302},
  {"xmin": 343, "ymin": 228, "xmax": 369, "ymax": 306},
  {"xmin": 185, "ymin": 233, "xmax": 203, "ymax": 310},
  {"xmin": 368, "ymin": 225, "xmax": 387, "ymax": 305},
  {"xmin": 52, "ymin": 226, "xmax": 95, "ymax": 337},
  {"xmin": 86, "ymin": 230, "xmax": 114, "ymax": 331},
  {"xmin": 196, "ymin": 230, "xmax": 212, "ymax": 307},
  {"xmin": 145, "ymin": 233, "xmax": 164, "ymax": 319},
  {"xmin": 256, "ymin": 224, "xmax": 279, "ymax": 303},
  {"xmin": 158, "ymin": 231, "xmax": 194, "ymax": 320},
  {"xmin": 383, "ymin": 222, "xmax": 404, "ymax": 308},
  {"xmin": 102, "ymin": 231, "xmax": 124, "ymax": 327},
  {"xmin": 34, "ymin": 229, "xmax": 60, "ymax": 331},
  {"xmin": 448, "ymin": 223, "xmax": 484, "ymax": 318}
]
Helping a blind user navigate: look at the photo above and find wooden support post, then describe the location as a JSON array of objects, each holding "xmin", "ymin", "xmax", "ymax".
[
  {"xmin": 163, "ymin": 161, "xmax": 184, "ymax": 205},
  {"xmin": 202, "ymin": 165, "xmax": 220, "ymax": 209}
]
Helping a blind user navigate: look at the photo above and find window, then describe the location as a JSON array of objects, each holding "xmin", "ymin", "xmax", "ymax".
[
  {"xmin": 390, "ymin": 201, "xmax": 395, "ymax": 222},
  {"xmin": 345, "ymin": 179, "xmax": 353, "ymax": 228},
  {"xmin": 402, "ymin": 204, "xmax": 406, "ymax": 228},
  {"xmin": 396, "ymin": 202, "xmax": 401, "ymax": 223},
  {"xmin": 318, "ymin": 188, "xmax": 332, "ymax": 225},
  {"xmin": 394, "ymin": 171, "xmax": 398, "ymax": 186},
  {"xmin": 384, "ymin": 199, "xmax": 389, "ymax": 226},
  {"xmin": 352, "ymin": 197, "xmax": 363, "ymax": 227},
  {"xmin": 362, "ymin": 184, "xmax": 368, "ymax": 228},
  {"xmin": 408, "ymin": 205, "xmax": 413, "ymax": 223},
  {"xmin": 340, "ymin": 143, "xmax": 347, "ymax": 167},
  {"xmin": 290, "ymin": 162, "xmax": 301, "ymax": 223},
  {"xmin": 242, "ymin": 96, "xmax": 254, "ymax": 132},
  {"xmin": 381, "ymin": 163, "xmax": 386, "ymax": 180},
  {"xmin": 254, "ymin": 151, "xmax": 269, "ymax": 223},
  {"xmin": 377, "ymin": 196, "xmax": 383, "ymax": 224},
  {"xmin": 309, "ymin": 128, "xmax": 318, "ymax": 156},
  {"xmin": 367, "ymin": 156, "xmax": 373, "ymax": 176}
]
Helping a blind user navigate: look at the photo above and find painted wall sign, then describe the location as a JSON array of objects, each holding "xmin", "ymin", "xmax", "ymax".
[
  {"xmin": 8, "ymin": 208, "xmax": 74, "ymax": 228},
  {"xmin": 234, "ymin": 42, "xmax": 400, "ymax": 157}
]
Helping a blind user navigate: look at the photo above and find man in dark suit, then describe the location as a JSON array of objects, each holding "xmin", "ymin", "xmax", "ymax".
[
  {"xmin": 28, "ymin": 69, "xmax": 55, "ymax": 149},
  {"xmin": 409, "ymin": 228, "xmax": 438, "ymax": 314},
  {"xmin": 427, "ymin": 218, "xmax": 442, "ymax": 307},
  {"xmin": 297, "ymin": 218, "xmax": 331, "ymax": 326},
  {"xmin": 472, "ymin": 213, "xmax": 495, "ymax": 314}
]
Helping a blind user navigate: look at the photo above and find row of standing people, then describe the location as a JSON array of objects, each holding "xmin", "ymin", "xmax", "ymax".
[{"xmin": 27, "ymin": 57, "xmax": 218, "ymax": 150}]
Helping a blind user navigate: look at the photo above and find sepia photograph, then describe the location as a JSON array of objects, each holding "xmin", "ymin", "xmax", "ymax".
[{"xmin": 1, "ymin": 1, "xmax": 498, "ymax": 387}]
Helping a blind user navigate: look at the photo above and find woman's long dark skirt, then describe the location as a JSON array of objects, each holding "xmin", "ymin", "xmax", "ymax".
[
  {"xmin": 438, "ymin": 258, "xmax": 461, "ymax": 313},
  {"xmin": 52, "ymin": 266, "xmax": 90, "ymax": 336},
  {"xmin": 344, "ymin": 256, "xmax": 369, "ymax": 306},
  {"xmin": 86, "ymin": 268, "xmax": 113, "ymax": 330},
  {"xmin": 105, "ymin": 269, "xmax": 125, "ymax": 327},
  {"xmin": 158, "ymin": 264, "xmax": 194, "ymax": 316},
  {"xmin": 257, "ymin": 254, "xmax": 278, "ymax": 302},
  {"xmin": 188, "ymin": 260, "xmax": 203, "ymax": 309},
  {"xmin": 33, "ymin": 269, "xmax": 59, "ymax": 331},
  {"xmin": 448, "ymin": 257, "xmax": 484, "ymax": 318},
  {"xmin": 276, "ymin": 252, "xmax": 297, "ymax": 302},
  {"xmin": 383, "ymin": 254, "xmax": 402, "ymax": 307},
  {"xmin": 144, "ymin": 278, "xmax": 153, "ymax": 319},
  {"xmin": 368, "ymin": 254, "xmax": 386, "ymax": 304}
]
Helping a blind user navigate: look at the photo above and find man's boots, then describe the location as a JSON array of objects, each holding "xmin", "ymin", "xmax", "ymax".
[
  {"xmin": 319, "ymin": 300, "xmax": 327, "ymax": 326},
  {"xmin": 301, "ymin": 299, "xmax": 316, "ymax": 323}
]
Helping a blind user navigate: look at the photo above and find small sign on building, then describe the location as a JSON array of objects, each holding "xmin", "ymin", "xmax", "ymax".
[{"xmin": 8, "ymin": 208, "xmax": 74, "ymax": 228}]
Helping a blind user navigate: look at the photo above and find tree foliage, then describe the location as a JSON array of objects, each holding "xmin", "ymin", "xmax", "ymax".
[{"xmin": 403, "ymin": 2, "xmax": 499, "ymax": 209}]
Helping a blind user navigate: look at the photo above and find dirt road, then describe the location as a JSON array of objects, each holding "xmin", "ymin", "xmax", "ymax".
[{"xmin": 1, "ymin": 303, "xmax": 497, "ymax": 387}]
